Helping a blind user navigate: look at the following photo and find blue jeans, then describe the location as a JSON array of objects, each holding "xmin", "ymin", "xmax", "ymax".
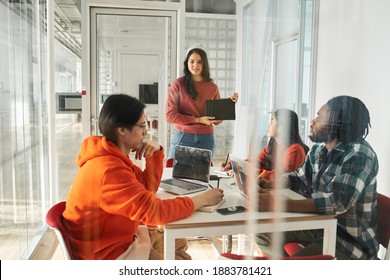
[{"xmin": 168, "ymin": 127, "xmax": 215, "ymax": 159}]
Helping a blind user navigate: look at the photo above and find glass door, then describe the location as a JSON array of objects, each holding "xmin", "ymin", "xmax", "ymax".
[{"xmin": 90, "ymin": 7, "xmax": 177, "ymax": 152}]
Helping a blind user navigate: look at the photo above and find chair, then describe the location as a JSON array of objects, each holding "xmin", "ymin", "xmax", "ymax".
[
  {"xmin": 377, "ymin": 193, "xmax": 390, "ymax": 260},
  {"xmin": 165, "ymin": 158, "xmax": 174, "ymax": 168},
  {"xmin": 45, "ymin": 201, "xmax": 76, "ymax": 260},
  {"xmin": 220, "ymin": 252, "xmax": 334, "ymax": 260},
  {"xmin": 283, "ymin": 242, "xmax": 304, "ymax": 257},
  {"xmin": 284, "ymin": 192, "xmax": 390, "ymax": 260}
]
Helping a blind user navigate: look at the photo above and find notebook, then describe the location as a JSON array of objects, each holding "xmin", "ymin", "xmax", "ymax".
[
  {"xmin": 197, "ymin": 198, "xmax": 226, "ymax": 212},
  {"xmin": 159, "ymin": 145, "xmax": 212, "ymax": 195},
  {"xmin": 230, "ymin": 155, "xmax": 249, "ymax": 198},
  {"xmin": 206, "ymin": 98, "xmax": 236, "ymax": 120}
]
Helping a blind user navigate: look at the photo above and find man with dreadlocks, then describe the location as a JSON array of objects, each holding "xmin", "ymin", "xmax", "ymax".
[{"xmin": 257, "ymin": 95, "xmax": 379, "ymax": 260}]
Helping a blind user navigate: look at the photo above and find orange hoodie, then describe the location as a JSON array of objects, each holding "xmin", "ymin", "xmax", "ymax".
[{"xmin": 62, "ymin": 136, "xmax": 194, "ymax": 259}]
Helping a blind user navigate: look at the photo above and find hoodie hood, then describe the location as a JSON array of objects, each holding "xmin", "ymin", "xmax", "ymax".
[{"xmin": 76, "ymin": 136, "xmax": 130, "ymax": 168}]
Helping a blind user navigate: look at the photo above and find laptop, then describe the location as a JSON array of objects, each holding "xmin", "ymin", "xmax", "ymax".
[
  {"xmin": 159, "ymin": 145, "xmax": 212, "ymax": 195},
  {"xmin": 230, "ymin": 155, "xmax": 249, "ymax": 198},
  {"xmin": 230, "ymin": 155, "xmax": 304, "ymax": 200}
]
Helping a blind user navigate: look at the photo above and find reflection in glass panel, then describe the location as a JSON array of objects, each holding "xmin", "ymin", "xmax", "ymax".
[
  {"xmin": 299, "ymin": 0, "xmax": 314, "ymax": 141},
  {"xmin": 0, "ymin": 0, "xmax": 49, "ymax": 259},
  {"xmin": 0, "ymin": 1, "xmax": 81, "ymax": 259},
  {"xmin": 240, "ymin": 0, "xmax": 316, "ymax": 156},
  {"xmin": 274, "ymin": 38, "xmax": 298, "ymax": 110}
]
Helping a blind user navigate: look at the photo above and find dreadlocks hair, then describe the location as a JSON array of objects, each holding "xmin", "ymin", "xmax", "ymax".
[
  {"xmin": 326, "ymin": 95, "xmax": 371, "ymax": 144},
  {"xmin": 183, "ymin": 48, "xmax": 213, "ymax": 100}
]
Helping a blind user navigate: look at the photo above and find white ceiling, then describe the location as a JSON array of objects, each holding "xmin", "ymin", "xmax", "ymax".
[
  {"xmin": 52, "ymin": 0, "xmax": 236, "ymax": 58},
  {"xmin": 53, "ymin": 0, "xmax": 166, "ymax": 56},
  {"xmin": 97, "ymin": 14, "xmax": 167, "ymax": 51}
]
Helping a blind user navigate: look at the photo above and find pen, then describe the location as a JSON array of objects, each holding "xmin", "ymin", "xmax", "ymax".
[
  {"xmin": 257, "ymin": 170, "xmax": 267, "ymax": 179},
  {"xmin": 208, "ymin": 184, "xmax": 214, "ymax": 189},
  {"xmin": 224, "ymin": 153, "xmax": 229, "ymax": 167}
]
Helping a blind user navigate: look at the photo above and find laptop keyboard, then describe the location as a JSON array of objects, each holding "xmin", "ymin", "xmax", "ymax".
[{"xmin": 163, "ymin": 178, "xmax": 206, "ymax": 191}]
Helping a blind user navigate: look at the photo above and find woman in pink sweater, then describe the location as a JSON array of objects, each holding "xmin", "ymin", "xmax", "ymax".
[
  {"xmin": 63, "ymin": 94, "xmax": 224, "ymax": 260},
  {"xmin": 165, "ymin": 45, "xmax": 238, "ymax": 158}
]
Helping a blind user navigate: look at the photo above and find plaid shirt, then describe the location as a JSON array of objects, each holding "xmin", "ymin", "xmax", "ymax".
[{"xmin": 288, "ymin": 138, "xmax": 379, "ymax": 259}]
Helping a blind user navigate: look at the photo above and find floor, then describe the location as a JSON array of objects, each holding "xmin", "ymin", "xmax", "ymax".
[
  {"xmin": 32, "ymin": 229, "xmax": 258, "ymax": 260},
  {"xmin": 0, "ymin": 120, "xmax": 82, "ymax": 260}
]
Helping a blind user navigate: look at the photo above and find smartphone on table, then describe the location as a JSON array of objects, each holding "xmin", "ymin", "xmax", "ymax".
[{"xmin": 217, "ymin": 206, "xmax": 247, "ymax": 215}]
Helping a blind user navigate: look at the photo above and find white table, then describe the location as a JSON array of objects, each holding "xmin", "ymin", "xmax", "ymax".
[{"xmin": 159, "ymin": 169, "xmax": 337, "ymax": 260}]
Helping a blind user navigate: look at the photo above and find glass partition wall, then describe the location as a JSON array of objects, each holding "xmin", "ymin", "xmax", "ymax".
[
  {"xmin": 0, "ymin": 0, "xmax": 315, "ymax": 260},
  {"xmin": 0, "ymin": 1, "xmax": 81, "ymax": 259},
  {"xmin": 0, "ymin": 0, "xmax": 50, "ymax": 260},
  {"xmin": 90, "ymin": 8, "xmax": 177, "ymax": 170},
  {"xmin": 236, "ymin": 0, "xmax": 317, "ymax": 258},
  {"xmin": 235, "ymin": 0, "xmax": 316, "ymax": 159}
]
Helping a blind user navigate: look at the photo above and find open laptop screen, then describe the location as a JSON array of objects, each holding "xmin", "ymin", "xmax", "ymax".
[
  {"xmin": 172, "ymin": 145, "xmax": 212, "ymax": 183},
  {"xmin": 230, "ymin": 155, "xmax": 248, "ymax": 197}
]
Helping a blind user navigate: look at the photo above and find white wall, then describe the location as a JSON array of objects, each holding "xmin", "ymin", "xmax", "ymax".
[{"xmin": 315, "ymin": 0, "xmax": 390, "ymax": 196}]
